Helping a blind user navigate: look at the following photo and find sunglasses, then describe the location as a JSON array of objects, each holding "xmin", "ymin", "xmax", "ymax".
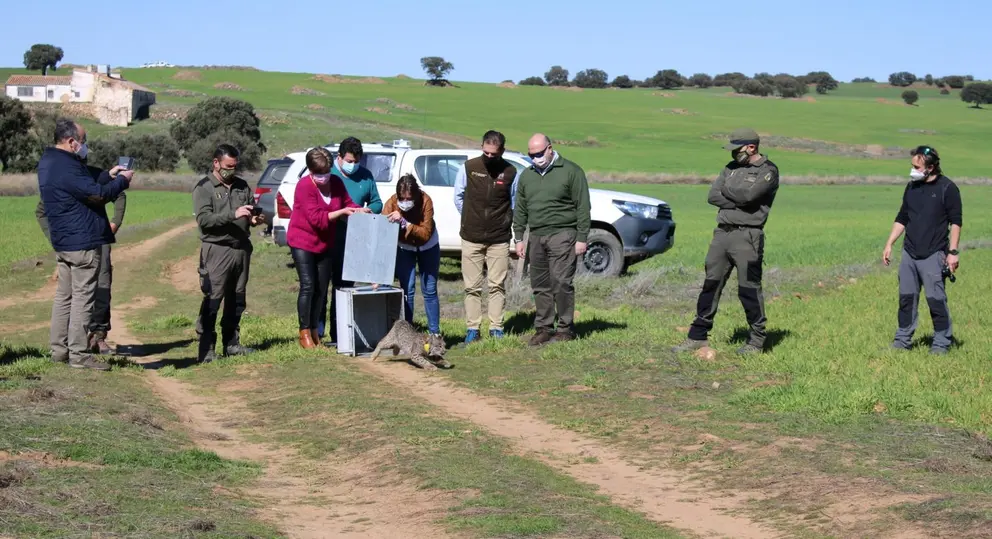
[{"xmin": 528, "ymin": 145, "xmax": 549, "ymax": 159}]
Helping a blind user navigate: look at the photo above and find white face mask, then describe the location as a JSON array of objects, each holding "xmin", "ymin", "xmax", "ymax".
[
  {"xmin": 397, "ymin": 200, "xmax": 415, "ymax": 212},
  {"xmin": 531, "ymin": 152, "xmax": 551, "ymax": 169},
  {"xmin": 910, "ymin": 168, "xmax": 928, "ymax": 181}
]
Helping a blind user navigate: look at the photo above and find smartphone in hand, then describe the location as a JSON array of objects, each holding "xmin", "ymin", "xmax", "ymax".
[{"xmin": 118, "ymin": 156, "xmax": 135, "ymax": 171}]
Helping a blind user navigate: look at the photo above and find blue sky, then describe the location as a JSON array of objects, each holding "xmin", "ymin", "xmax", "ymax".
[{"xmin": 4, "ymin": 0, "xmax": 985, "ymax": 83}]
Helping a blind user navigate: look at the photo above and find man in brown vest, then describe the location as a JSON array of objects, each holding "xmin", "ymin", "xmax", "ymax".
[{"xmin": 454, "ymin": 130, "xmax": 519, "ymax": 344}]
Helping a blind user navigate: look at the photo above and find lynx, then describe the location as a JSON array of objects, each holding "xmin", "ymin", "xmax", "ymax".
[{"xmin": 371, "ymin": 320, "xmax": 451, "ymax": 370}]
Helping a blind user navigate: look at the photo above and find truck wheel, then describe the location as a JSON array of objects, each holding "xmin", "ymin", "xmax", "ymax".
[{"xmin": 579, "ymin": 229, "xmax": 624, "ymax": 278}]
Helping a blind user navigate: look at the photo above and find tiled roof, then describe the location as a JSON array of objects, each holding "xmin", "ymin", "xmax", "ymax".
[
  {"xmin": 95, "ymin": 74, "xmax": 153, "ymax": 93},
  {"xmin": 5, "ymin": 75, "xmax": 72, "ymax": 86}
]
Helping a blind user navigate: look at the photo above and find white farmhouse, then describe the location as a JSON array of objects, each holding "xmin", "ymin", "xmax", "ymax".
[{"xmin": 4, "ymin": 65, "xmax": 156, "ymax": 127}]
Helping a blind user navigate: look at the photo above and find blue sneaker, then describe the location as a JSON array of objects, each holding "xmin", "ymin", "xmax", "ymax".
[
  {"xmin": 489, "ymin": 329, "xmax": 504, "ymax": 339},
  {"xmin": 464, "ymin": 329, "xmax": 481, "ymax": 344}
]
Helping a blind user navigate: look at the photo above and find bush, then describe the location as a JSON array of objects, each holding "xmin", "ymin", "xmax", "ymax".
[
  {"xmin": 610, "ymin": 75, "xmax": 634, "ymax": 89},
  {"xmin": 940, "ymin": 88, "xmax": 950, "ymax": 95},
  {"xmin": 713, "ymin": 72, "xmax": 748, "ymax": 87},
  {"xmin": 851, "ymin": 77, "xmax": 876, "ymax": 83},
  {"xmin": 169, "ymin": 96, "xmax": 265, "ymax": 172},
  {"xmin": 572, "ymin": 68, "xmax": 608, "ymax": 89},
  {"xmin": 518, "ymin": 76, "xmax": 545, "ymax": 86},
  {"xmin": 0, "ymin": 97, "xmax": 41, "ymax": 172},
  {"xmin": 186, "ymin": 131, "xmax": 263, "ymax": 175},
  {"xmin": 687, "ymin": 73, "xmax": 713, "ymax": 88},
  {"xmin": 647, "ymin": 69, "xmax": 684, "ymax": 89},
  {"xmin": 87, "ymin": 133, "xmax": 181, "ymax": 172},
  {"xmin": 901, "ymin": 90, "xmax": 919, "ymax": 105},
  {"xmin": 943, "ymin": 75, "xmax": 965, "ymax": 89},
  {"xmin": 889, "ymin": 72, "xmax": 917, "ymax": 87},
  {"xmin": 733, "ymin": 78, "xmax": 774, "ymax": 97},
  {"xmin": 773, "ymin": 74, "xmax": 808, "ymax": 98}
]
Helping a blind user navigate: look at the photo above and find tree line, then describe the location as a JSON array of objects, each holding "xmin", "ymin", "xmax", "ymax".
[
  {"xmin": 0, "ymin": 96, "xmax": 267, "ymax": 174},
  {"xmin": 514, "ymin": 65, "xmax": 992, "ymax": 106}
]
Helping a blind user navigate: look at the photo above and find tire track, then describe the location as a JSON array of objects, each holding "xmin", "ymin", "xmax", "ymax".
[{"xmin": 359, "ymin": 360, "xmax": 780, "ymax": 539}]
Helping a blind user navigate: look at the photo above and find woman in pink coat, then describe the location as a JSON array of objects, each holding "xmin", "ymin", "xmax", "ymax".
[{"xmin": 286, "ymin": 147, "xmax": 370, "ymax": 349}]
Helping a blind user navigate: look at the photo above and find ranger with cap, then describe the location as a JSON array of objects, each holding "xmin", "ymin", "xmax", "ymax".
[{"xmin": 673, "ymin": 128, "xmax": 780, "ymax": 355}]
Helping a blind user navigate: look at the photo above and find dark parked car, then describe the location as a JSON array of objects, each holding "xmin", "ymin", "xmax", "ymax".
[{"xmin": 253, "ymin": 157, "xmax": 293, "ymax": 237}]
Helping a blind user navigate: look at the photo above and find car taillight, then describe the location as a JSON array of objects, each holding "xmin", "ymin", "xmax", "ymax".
[
  {"xmin": 276, "ymin": 192, "xmax": 292, "ymax": 219},
  {"xmin": 253, "ymin": 187, "xmax": 271, "ymax": 204}
]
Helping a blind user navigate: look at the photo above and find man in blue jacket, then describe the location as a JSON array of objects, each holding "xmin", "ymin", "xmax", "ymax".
[{"xmin": 38, "ymin": 119, "xmax": 133, "ymax": 371}]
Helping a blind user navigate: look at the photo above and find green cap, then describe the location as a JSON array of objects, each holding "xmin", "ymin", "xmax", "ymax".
[{"xmin": 723, "ymin": 128, "xmax": 760, "ymax": 151}]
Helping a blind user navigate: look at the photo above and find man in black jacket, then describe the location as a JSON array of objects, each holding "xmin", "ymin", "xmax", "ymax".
[
  {"xmin": 883, "ymin": 145, "xmax": 962, "ymax": 355},
  {"xmin": 38, "ymin": 119, "xmax": 133, "ymax": 371}
]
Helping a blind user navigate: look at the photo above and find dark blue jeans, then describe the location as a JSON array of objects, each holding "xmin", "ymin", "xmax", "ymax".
[{"xmin": 395, "ymin": 244, "xmax": 440, "ymax": 334}]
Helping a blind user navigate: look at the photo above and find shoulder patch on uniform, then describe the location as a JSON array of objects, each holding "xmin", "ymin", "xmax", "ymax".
[{"xmin": 763, "ymin": 172, "xmax": 771, "ymax": 182}]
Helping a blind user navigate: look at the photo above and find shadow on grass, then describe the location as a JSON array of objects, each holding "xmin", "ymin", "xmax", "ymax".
[
  {"xmin": 503, "ymin": 310, "xmax": 628, "ymax": 338},
  {"xmin": 729, "ymin": 327, "xmax": 793, "ymax": 351},
  {"xmin": 0, "ymin": 344, "xmax": 48, "ymax": 366},
  {"xmin": 116, "ymin": 336, "xmax": 296, "ymax": 370}
]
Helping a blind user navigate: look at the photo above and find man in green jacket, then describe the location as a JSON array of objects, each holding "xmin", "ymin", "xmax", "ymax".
[
  {"xmin": 513, "ymin": 134, "xmax": 591, "ymax": 346},
  {"xmin": 36, "ymin": 164, "xmax": 127, "ymax": 356}
]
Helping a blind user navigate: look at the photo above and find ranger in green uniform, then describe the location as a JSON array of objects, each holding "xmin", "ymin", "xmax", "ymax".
[
  {"xmin": 192, "ymin": 144, "xmax": 266, "ymax": 363},
  {"xmin": 673, "ymin": 128, "xmax": 780, "ymax": 355},
  {"xmin": 36, "ymin": 164, "xmax": 127, "ymax": 356}
]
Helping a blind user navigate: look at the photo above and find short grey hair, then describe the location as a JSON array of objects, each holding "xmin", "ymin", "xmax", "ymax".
[{"xmin": 53, "ymin": 118, "xmax": 81, "ymax": 144}]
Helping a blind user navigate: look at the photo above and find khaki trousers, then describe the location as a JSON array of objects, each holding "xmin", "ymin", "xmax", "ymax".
[
  {"xmin": 50, "ymin": 249, "xmax": 101, "ymax": 363},
  {"xmin": 461, "ymin": 239, "xmax": 510, "ymax": 331}
]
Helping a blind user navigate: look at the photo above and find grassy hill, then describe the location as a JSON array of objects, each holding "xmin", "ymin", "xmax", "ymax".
[{"xmin": 3, "ymin": 66, "xmax": 990, "ymax": 177}]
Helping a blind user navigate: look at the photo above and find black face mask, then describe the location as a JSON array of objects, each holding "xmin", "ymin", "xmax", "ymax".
[{"xmin": 483, "ymin": 154, "xmax": 502, "ymax": 168}]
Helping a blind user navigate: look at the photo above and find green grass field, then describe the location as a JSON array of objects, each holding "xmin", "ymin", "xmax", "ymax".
[
  {"xmin": 3, "ymin": 182, "xmax": 988, "ymax": 537},
  {"xmin": 2, "ymin": 62, "xmax": 991, "ymax": 537},
  {"xmin": 2, "ymin": 66, "xmax": 989, "ymax": 177}
]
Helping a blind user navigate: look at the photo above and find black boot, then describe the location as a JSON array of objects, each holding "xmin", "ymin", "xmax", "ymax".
[
  {"xmin": 198, "ymin": 335, "xmax": 217, "ymax": 364},
  {"xmin": 223, "ymin": 330, "xmax": 255, "ymax": 357}
]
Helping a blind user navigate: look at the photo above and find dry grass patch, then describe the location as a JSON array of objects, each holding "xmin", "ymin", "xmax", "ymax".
[
  {"xmin": 557, "ymin": 136, "xmax": 602, "ymax": 147},
  {"xmin": 395, "ymin": 74, "xmax": 411, "ymax": 79},
  {"xmin": 305, "ymin": 103, "xmax": 324, "ymax": 111},
  {"xmin": 290, "ymin": 85, "xmax": 325, "ymax": 96},
  {"xmin": 312, "ymin": 74, "xmax": 386, "ymax": 85},
  {"xmin": 162, "ymin": 89, "xmax": 205, "ymax": 98},
  {"xmin": 498, "ymin": 82, "xmax": 517, "ymax": 88},
  {"xmin": 652, "ymin": 91, "xmax": 677, "ymax": 97},
  {"xmin": 365, "ymin": 107, "xmax": 391, "ymax": 115},
  {"xmin": 662, "ymin": 108, "xmax": 697, "ymax": 116},
  {"xmin": 171, "ymin": 70, "xmax": 201, "ymax": 81},
  {"xmin": 213, "ymin": 82, "xmax": 245, "ymax": 91}
]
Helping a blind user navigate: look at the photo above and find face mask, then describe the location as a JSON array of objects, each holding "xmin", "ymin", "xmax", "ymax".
[
  {"xmin": 397, "ymin": 200, "xmax": 415, "ymax": 212},
  {"xmin": 75, "ymin": 142, "xmax": 88, "ymax": 160},
  {"xmin": 312, "ymin": 173, "xmax": 331, "ymax": 184},
  {"xmin": 531, "ymin": 152, "xmax": 551, "ymax": 169},
  {"xmin": 218, "ymin": 168, "xmax": 236, "ymax": 181},
  {"xmin": 483, "ymin": 154, "xmax": 501, "ymax": 167},
  {"xmin": 910, "ymin": 168, "xmax": 928, "ymax": 181},
  {"xmin": 339, "ymin": 160, "xmax": 358, "ymax": 175},
  {"xmin": 733, "ymin": 148, "xmax": 751, "ymax": 165}
]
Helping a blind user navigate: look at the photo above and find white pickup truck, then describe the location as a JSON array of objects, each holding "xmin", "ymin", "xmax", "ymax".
[{"xmin": 268, "ymin": 140, "xmax": 675, "ymax": 277}]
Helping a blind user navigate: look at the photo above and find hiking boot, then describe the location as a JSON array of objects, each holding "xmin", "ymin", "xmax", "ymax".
[
  {"xmin": 489, "ymin": 329, "xmax": 505, "ymax": 339},
  {"xmin": 310, "ymin": 329, "xmax": 325, "ymax": 348},
  {"xmin": 89, "ymin": 332, "xmax": 113, "ymax": 355},
  {"xmin": 199, "ymin": 350, "xmax": 217, "ymax": 364},
  {"xmin": 464, "ymin": 329, "xmax": 481, "ymax": 345},
  {"xmin": 890, "ymin": 342, "xmax": 911, "ymax": 351},
  {"xmin": 529, "ymin": 329, "xmax": 554, "ymax": 347},
  {"xmin": 549, "ymin": 329, "xmax": 576, "ymax": 343},
  {"xmin": 736, "ymin": 344, "xmax": 763, "ymax": 355},
  {"xmin": 51, "ymin": 354, "xmax": 69, "ymax": 364},
  {"xmin": 930, "ymin": 347, "xmax": 949, "ymax": 356},
  {"xmin": 224, "ymin": 344, "xmax": 256, "ymax": 357},
  {"xmin": 671, "ymin": 338, "xmax": 708, "ymax": 353},
  {"xmin": 69, "ymin": 356, "xmax": 112, "ymax": 371}
]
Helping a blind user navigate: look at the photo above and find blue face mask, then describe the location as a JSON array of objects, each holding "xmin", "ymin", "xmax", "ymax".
[{"xmin": 339, "ymin": 161, "xmax": 358, "ymax": 175}]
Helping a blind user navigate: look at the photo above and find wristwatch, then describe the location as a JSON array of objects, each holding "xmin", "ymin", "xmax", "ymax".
[{"xmin": 948, "ymin": 249, "xmax": 959, "ymax": 255}]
